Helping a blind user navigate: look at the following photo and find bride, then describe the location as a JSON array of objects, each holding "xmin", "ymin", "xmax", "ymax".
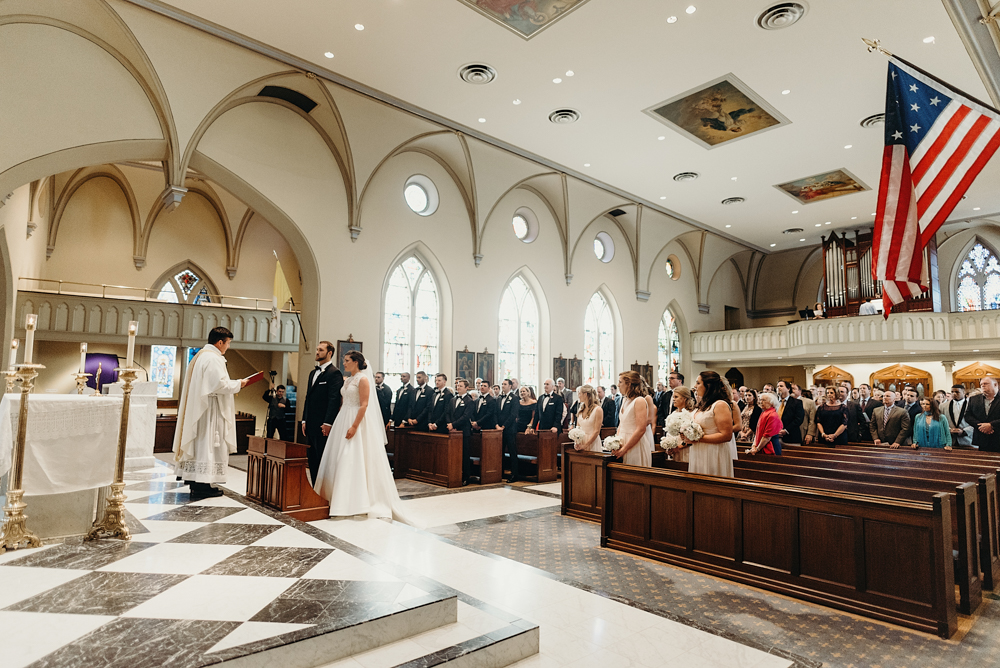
[{"xmin": 313, "ymin": 350, "xmax": 417, "ymax": 525}]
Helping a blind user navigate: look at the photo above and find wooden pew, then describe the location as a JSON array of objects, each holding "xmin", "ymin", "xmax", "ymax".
[
  {"xmin": 562, "ymin": 446, "xmax": 613, "ymax": 522},
  {"xmin": 470, "ymin": 429, "xmax": 503, "ymax": 484},
  {"xmin": 385, "ymin": 426, "xmax": 403, "ymax": 479},
  {"xmin": 602, "ymin": 462, "xmax": 958, "ymax": 638},
  {"xmin": 515, "ymin": 431, "xmax": 560, "ymax": 482},
  {"xmin": 392, "ymin": 429, "xmax": 465, "ymax": 488}
]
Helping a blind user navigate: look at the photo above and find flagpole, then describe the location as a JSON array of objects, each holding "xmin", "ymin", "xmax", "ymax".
[
  {"xmin": 273, "ymin": 251, "xmax": 308, "ymax": 350},
  {"xmin": 862, "ymin": 38, "xmax": 893, "ymax": 57}
]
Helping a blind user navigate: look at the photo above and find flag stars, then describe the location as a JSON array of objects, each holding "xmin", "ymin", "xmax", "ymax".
[
  {"xmin": 892, "ymin": 131, "xmax": 903, "ymax": 140},
  {"xmin": 910, "ymin": 103, "xmax": 920, "ymax": 112},
  {"xmin": 929, "ymin": 96, "xmax": 941, "ymax": 106},
  {"xmin": 909, "ymin": 83, "xmax": 919, "ymax": 92},
  {"xmin": 910, "ymin": 123, "xmax": 921, "ymax": 133}
]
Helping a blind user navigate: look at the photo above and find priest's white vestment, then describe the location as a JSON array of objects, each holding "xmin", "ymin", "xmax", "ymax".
[{"xmin": 172, "ymin": 345, "xmax": 242, "ymax": 483}]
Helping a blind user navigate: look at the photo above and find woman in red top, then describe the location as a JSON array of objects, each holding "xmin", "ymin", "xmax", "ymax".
[{"xmin": 749, "ymin": 392, "xmax": 782, "ymax": 455}]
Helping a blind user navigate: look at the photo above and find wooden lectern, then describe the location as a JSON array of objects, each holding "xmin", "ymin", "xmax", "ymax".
[{"xmin": 246, "ymin": 436, "xmax": 329, "ymax": 521}]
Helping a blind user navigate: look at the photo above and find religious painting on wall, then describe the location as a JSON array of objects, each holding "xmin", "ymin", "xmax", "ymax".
[
  {"xmin": 338, "ymin": 337, "xmax": 362, "ymax": 377},
  {"xmin": 630, "ymin": 362, "xmax": 654, "ymax": 389},
  {"xmin": 476, "ymin": 350, "xmax": 495, "ymax": 385},
  {"xmin": 151, "ymin": 345, "xmax": 177, "ymax": 399},
  {"xmin": 456, "ymin": 349, "xmax": 476, "ymax": 383},
  {"xmin": 774, "ymin": 168, "xmax": 870, "ymax": 204},
  {"xmin": 644, "ymin": 74, "xmax": 790, "ymax": 149},
  {"xmin": 553, "ymin": 356, "xmax": 569, "ymax": 387},
  {"xmin": 456, "ymin": 0, "xmax": 592, "ymax": 40},
  {"xmin": 567, "ymin": 357, "xmax": 583, "ymax": 390}
]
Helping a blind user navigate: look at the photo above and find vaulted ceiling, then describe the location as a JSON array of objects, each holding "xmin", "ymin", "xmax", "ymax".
[{"xmin": 148, "ymin": 0, "xmax": 1000, "ymax": 251}]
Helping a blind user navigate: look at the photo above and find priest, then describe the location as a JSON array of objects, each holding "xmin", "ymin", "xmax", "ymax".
[{"xmin": 173, "ymin": 326, "xmax": 247, "ymax": 498}]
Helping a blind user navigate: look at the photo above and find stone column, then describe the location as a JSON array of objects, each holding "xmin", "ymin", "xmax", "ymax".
[
  {"xmin": 941, "ymin": 361, "xmax": 955, "ymax": 388},
  {"xmin": 803, "ymin": 365, "xmax": 816, "ymax": 387}
]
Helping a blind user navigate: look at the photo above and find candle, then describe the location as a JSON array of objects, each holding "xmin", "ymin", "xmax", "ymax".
[
  {"xmin": 80, "ymin": 342, "xmax": 88, "ymax": 374},
  {"xmin": 24, "ymin": 314, "xmax": 36, "ymax": 365},
  {"xmin": 126, "ymin": 321, "xmax": 137, "ymax": 369},
  {"xmin": 8, "ymin": 338, "xmax": 17, "ymax": 371}
]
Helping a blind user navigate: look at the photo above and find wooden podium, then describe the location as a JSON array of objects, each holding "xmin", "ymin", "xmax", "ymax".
[{"xmin": 246, "ymin": 436, "xmax": 329, "ymax": 521}]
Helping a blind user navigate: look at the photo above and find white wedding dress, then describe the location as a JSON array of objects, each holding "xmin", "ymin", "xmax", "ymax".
[{"xmin": 313, "ymin": 367, "xmax": 418, "ymax": 525}]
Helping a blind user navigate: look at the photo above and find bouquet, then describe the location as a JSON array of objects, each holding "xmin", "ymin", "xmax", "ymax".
[
  {"xmin": 661, "ymin": 433, "xmax": 681, "ymax": 450},
  {"xmin": 602, "ymin": 434, "xmax": 623, "ymax": 453},
  {"xmin": 664, "ymin": 411, "xmax": 704, "ymax": 448},
  {"xmin": 567, "ymin": 427, "xmax": 586, "ymax": 450}
]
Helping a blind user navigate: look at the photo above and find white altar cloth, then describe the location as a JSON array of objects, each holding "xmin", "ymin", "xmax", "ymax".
[{"xmin": 0, "ymin": 395, "xmax": 122, "ymax": 496}]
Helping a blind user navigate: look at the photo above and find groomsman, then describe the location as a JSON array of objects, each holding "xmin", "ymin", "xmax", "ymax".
[
  {"xmin": 611, "ymin": 385, "xmax": 623, "ymax": 427},
  {"xmin": 391, "ymin": 372, "xmax": 414, "ymax": 427},
  {"xmin": 598, "ymin": 386, "xmax": 616, "ymax": 428},
  {"xmin": 300, "ymin": 341, "xmax": 344, "ymax": 483},
  {"xmin": 374, "ymin": 372, "xmax": 392, "ymax": 427},
  {"xmin": 942, "ymin": 384, "xmax": 973, "ymax": 448},
  {"xmin": 447, "ymin": 378, "xmax": 474, "ymax": 484},
  {"xmin": 497, "ymin": 379, "xmax": 519, "ymax": 482},
  {"xmin": 427, "ymin": 373, "xmax": 454, "ymax": 432},
  {"xmin": 534, "ymin": 378, "xmax": 564, "ymax": 433},
  {"xmin": 471, "ymin": 380, "xmax": 498, "ymax": 430},
  {"xmin": 407, "ymin": 371, "xmax": 432, "ymax": 430}
]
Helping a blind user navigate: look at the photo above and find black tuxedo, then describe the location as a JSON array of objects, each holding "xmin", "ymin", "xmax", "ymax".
[
  {"xmin": 776, "ymin": 394, "xmax": 804, "ymax": 444},
  {"xmin": 534, "ymin": 392, "xmax": 564, "ymax": 432},
  {"xmin": 428, "ymin": 387, "xmax": 455, "ymax": 431},
  {"xmin": 858, "ymin": 397, "xmax": 878, "ymax": 440},
  {"xmin": 302, "ymin": 363, "xmax": 344, "ymax": 481},
  {"xmin": 375, "ymin": 383, "xmax": 392, "ymax": 426},
  {"xmin": 657, "ymin": 390, "xmax": 673, "ymax": 427},
  {"xmin": 966, "ymin": 394, "xmax": 1000, "ymax": 451},
  {"xmin": 844, "ymin": 399, "xmax": 864, "ymax": 442},
  {"xmin": 601, "ymin": 397, "xmax": 617, "ymax": 428},
  {"xmin": 471, "ymin": 393, "xmax": 497, "ymax": 430},
  {"xmin": 496, "ymin": 391, "xmax": 519, "ymax": 481},
  {"xmin": 391, "ymin": 384, "xmax": 413, "ymax": 425},
  {"xmin": 407, "ymin": 384, "xmax": 432, "ymax": 429},
  {"xmin": 449, "ymin": 392, "xmax": 474, "ymax": 480}
]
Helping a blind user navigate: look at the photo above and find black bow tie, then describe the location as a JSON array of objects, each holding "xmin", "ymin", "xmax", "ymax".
[
  {"xmin": 314, "ymin": 365, "xmax": 322, "ymax": 371},
  {"xmin": 435, "ymin": 389, "xmax": 442, "ymax": 394}
]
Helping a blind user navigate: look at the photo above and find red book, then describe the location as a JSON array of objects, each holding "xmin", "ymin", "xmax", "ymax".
[{"xmin": 244, "ymin": 371, "xmax": 266, "ymax": 386}]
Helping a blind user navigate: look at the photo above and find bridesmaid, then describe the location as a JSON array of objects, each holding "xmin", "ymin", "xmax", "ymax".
[
  {"xmin": 572, "ymin": 385, "xmax": 604, "ymax": 451},
  {"xmin": 613, "ymin": 371, "xmax": 652, "ymax": 467},
  {"xmin": 668, "ymin": 386, "xmax": 696, "ymax": 464},
  {"xmin": 684, "ymin": 371, "xmax": 735, "ymax": 478}
]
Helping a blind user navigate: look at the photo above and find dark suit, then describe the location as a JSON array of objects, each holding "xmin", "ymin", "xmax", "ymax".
[
  {"xmin": 844, "ymin": 400, "xmax": 864, "ymax": 442},
  {"xmin": 497, "ymin": 391, "xmax": 519, "ymax": 481},
  {"xmin": 613, "ymin": 394, "xmax": 623, "ymax": 427},
  {"xmin": 471, "ymin": 393, "xmax": 497, "ymax": 430},
  {"xmin": 858, "ymin": 398, "xmax": 878, "ymax": 441},
  {"xmin": 302, "ymin": 363, "xmax": 344, "ymax": 482},
  {"xmin": 534, "ymin": 392, "xmax": 564, "ymax": 432},
  {"xmin": 776, "ymin": 395, "xmax": 804, "ymax": 444},
  {"xmin": 449, "ymin": 392, "xmax": 474, "ymax": 481},
  {"xmin": 966, "ymin": 394, "xmax": 1000, "ymax": 451},
  {"xmin": 428, "ymin": 387, "xmax": 455, "ymax": 431},
  {"xmin": 375, "ymin": 383, "xmax": 392, "ymax": 426},
  {"xmin": 899, "ymin": 402, "xmax": 921, "ymax": 444},
  {"xmin": 391, "ymin": 384, "xmax": 413, "ymax": 426},
  {"xmin": 407, "ymin": 384, "xmax": 432, "ymax": 430},
  {"xmin": 601, "ymin": 397, "xmax": 617, "ymax": 428},
  {"xmin": 870, "ymin": 405, "xmax": 911, "ymax": 446},
  {"xmin": 656, "ymin": 390, "xmax": 671, "ymax": 427}
]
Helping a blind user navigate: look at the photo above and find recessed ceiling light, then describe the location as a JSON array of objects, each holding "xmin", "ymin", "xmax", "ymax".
[
  {"xmin": 770, "ymin": 243, "xmax": 776, "ymax": 247},
  {"xmin": 731, "ymin": 176, "xmax": 738, "ymax": 181},
  {"xmin": 974, "ymin": 207, "xmax": 981, "ymax": 211},
  {"xmin": 799, "ymin": 238, "xmax": 806, "ymax": 242},
  {"xmin": 815, "ymin": 224, "xmax": 821, "ymax": 227},
  {"xmin": 659, "ymin": 196, "xmax": 666, "ymax": 200},
  {"xmin": 844, "ymin": 144, "xmax": 852, "ymax": 149},
  {"xmin": 871, "ymin": 212, "xmax": 876, "ymax": 215},
  {"xmin": 686, "ymin": 5, "xmax": 696, "ymax": 14},
  {"xmin": 781, "ymin": 89, "xmax": 790, "ymax": 95},
  {"xmin": 354, "ymin": 23, "xmax": 364, "ymax": 30},
  {"xmin": 478, "ymin": 118, "xmax": 486, "ymax": 123},
  {"xmin": 324, "ymin": 52, "xmax": 334, "ymax": 58},
  {"xmin": 725, "ymin": 224, "xmax": 732, "ymax": 228},
  {"xmin": 883, "ymin": 350, "xmax": 888, "ymax": 353},
  {"xmin": 923, "ymin": 36, "xmax": 935, "ymax": 44},
  {"xmin": 910, "ymin": 351, "xmax": 916, "ymax": 354},
  {"xmin": 974, "ymin": 349, "xmax": 980, "ymax": 352},
  {"xmin": 512, "ymin": 99, "xmax": 521, "ymax": 105},
  {"xmin": 658, "ymin": 136, "xmax": 665, "ymax": 140},
  {"xmin": 565, "ymin": 70, "xmax": 574, "ymax": 77},
  {"xmin": 667, "ymin": 15, "xmax": 678, "ymax": 23},
  {"xmin": 553, "ymin": 78, "xmax": 562, "ymax": 84},
  {"xmin": 851, "ymin": 216, "xmax": 857, "ymax": 219},
  {"xmin": 792, "ymin": 210, "xmax": 799, "ymax": 214},
  {"xmin": 825, "ymin": 221, "xmax": 831, "ymax": 225},
  {"xmin": 583, "ymin": 163, "xmax": 590, "ymax": 167}
]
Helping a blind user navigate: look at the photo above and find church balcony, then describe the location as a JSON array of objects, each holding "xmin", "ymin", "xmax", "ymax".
[
  {"xmin": 14, "ymin": 281, "xmax": 300, "ymax": 351},
  {"xmin": 691, "ymin": 310, "xmax": 1000, "ymax": 366}
]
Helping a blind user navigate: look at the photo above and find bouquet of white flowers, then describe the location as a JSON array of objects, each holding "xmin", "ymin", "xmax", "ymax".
[
  {"xmin": 567, "ymin": 427, "xmax": 586, "ymax": 450},
  {"xmin": 602, "ymin": 434, "xmax": 623, "ymax": 453},
  {"xmin": 664, "ymin": 410, "xmax": 704, "ymax": 447}
]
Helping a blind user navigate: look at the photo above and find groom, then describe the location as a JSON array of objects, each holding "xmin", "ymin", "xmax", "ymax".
[{"xmin": 301, "ymin": 341, "xmax": 344, "ymax": 483}]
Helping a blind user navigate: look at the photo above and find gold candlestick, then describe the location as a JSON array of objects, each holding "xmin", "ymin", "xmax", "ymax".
[
  {"xmin": 92, "ymin": 362, "xmax": 103, "ymax": 397},
  {"xmin": 4, "ymin": 370, "xmax": 17, "ymax": 394},
  {"xmin": 0, "ymin": 364, "xmax": 45, "ymax": 553},
  {"xmin": 86, "ymin": 367, "xmax": 137, "ymax": 541},
  {"xmin": 72, "ymin": 372, "xmax": 92, "ymax": 395}
]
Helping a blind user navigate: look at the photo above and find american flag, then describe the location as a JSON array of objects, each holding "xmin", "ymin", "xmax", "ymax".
[{"xmin": 874, "ymin": 57, "xmax": 1000, "ymax": 315}]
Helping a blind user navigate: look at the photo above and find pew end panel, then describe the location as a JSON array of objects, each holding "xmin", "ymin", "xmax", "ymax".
[
  {"xmin": 471, "ymin": 429, "xmax": 504, "ymax": 484},
  {"xmin": 396, "ymin": 430, "xmax": 465, "ymax": 488},
  {"xmin": 516, "ymin": 431, "xmax": 560, "ymax": 482},
  {"xmin": 562, "ymin": 446, "xmax": 614, "ymax": 523}
]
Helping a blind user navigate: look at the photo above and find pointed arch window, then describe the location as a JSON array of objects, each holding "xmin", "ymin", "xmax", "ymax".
[
  {"xmin": 584, "ymin": 292, "xmax": 615, "ymax": 390},
  {"xmin": 498, "ymin": 276, "xmax": 539, "ymax": 390},
  {"xmin": 957, "ymin": 241, "xmax": 1000, "ymax": 311},
  {"xmin": 658, "ymin": 308, "xmax": 680, "ymax": 383},
  {"xmin": 154, "ymin": 264, "xmax": 216, "ymax": 305},
  {"xmin": 383, "ymin": 255, "xmax": 439, "ymax": 388}
]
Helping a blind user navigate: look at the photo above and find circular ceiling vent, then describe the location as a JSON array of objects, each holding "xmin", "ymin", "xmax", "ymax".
[
  {"xmin": 458, "ymin": 63, "xmax": 497, "ymax": 84},
  {"xmin": 673, "ymin": 172, "xmax": 699, "ymax": 182},
  {"xmin": 548, "ymin": 108, "xmax": 580, "ymax": 124},
  {"xmin": 860, "ymin": 113, "xmax": 885, "ymax": 128},
  {"xmin": 755, "ymin": 2, "xmax": 807, "ymax": 30},
  {"xmin": 782, "ymin": 227, "xmax": 804, "ymax": 234},
  {"xmin": 721, "ymin": 197, "xmax": 745, "ymax": 205}
]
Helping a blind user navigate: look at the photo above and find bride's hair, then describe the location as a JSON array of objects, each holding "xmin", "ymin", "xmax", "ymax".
[{"xmin": 345, "ymin": 350, "xmax": 368, "ymax": 370}]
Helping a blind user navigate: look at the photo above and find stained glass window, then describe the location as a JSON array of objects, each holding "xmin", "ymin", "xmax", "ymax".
[
  {"xmin": 158, "ymin": 282, "xmax": 179, "ymax": 303},
  {"xmin": 584, "ymin": 292, "xmax": 615, "ymax": 390},
  {"xmin": 152, "ymin": 345, "xmax": 177, "ymax": 398},
  {"xmin": 175, "ymin": 270, "xmax": 199, "ymax": 296},
  {"xmin": 497, "ymin": 276, "xmax": 538, "ymax": 390},
  {"xmin": 156, "ymin": 266, "xmax": 213, "ymax": 305},
  {"xmin": 382, "ymin": 255, "xmax": 439, "ymax": 391},
  {"xmin": 657, "ymin": 309, "xmax": 680, "ymax": 384},
  {"xmin": 957, "ymin": 241, "xmax": 1000, "ymax": 311}
]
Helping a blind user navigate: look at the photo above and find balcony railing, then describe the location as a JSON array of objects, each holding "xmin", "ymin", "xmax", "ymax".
[{"xmin": 17, "ymin": 278, "xmax": 288, "ymax": 312}]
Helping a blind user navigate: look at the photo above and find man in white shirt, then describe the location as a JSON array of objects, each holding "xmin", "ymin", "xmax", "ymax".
[
  {"xmin": 943, "ymin": 384, "xmax": 974, "ymax": 448},
  {"xmin": 173, "ymin": 327, "xmax": 247, "ymax": 498},
  {"xmin": 859, "ymin": 297, "xmax": 879, "ymax": 316}
]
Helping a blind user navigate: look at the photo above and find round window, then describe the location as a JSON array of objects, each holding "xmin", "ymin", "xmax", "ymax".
[
  {"xmin": 511, "ymin": 207, "xmax": 538, "ymax": 243},
  {"xmin": 594, "ymin": 232, "xmax": 614, "ymax": 263},
  {"xmin": 666, "ymin": 254, "xmax": 681, "ymax": 280},
  {"xmin": 403, "ymin": 175, "xmax": 439, "ymax": 216},
  {"xmin": 593, "ymin": 238, "xmax": 605, "ymax": 260},
  {"xmin": 512, "ymin": 215, "xmax": 528, "ymax": 239}
]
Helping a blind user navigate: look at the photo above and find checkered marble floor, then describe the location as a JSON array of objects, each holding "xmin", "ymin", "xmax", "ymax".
[{"xmin": 0, "ymin": 465, "xmax": 535, "ymax": 668}]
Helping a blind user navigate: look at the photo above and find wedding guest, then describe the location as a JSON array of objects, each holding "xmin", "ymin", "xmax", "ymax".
[
  {"xmin": 612, "ymin": 371, "xmax": 652, "ymax": 467},
  {"xmin": 816, "ymin": 386, "xmax": 848, "ymax": 446},
  {"xmin": 497, "ymin": 379, "xmax": 519, "ymax": 482},
  {"xmin": 598, "ymin": 385, "xmax": 617, "ymax": 428},
  {"xmin": 966, "ymin": 377, "xmax": 1000, "ymax": 451},
  {"xmin": 838, "ymin": 385, "xmax": 863, "ymax": 443},
  {"xmin": 572, "ymin": 385, "xmax": 603, "ymax": 452},
  {"xmin": 516, "ymin": 386, "xmax": 537, "ymax": 434},
  {"xmin": 427, "ymin": 373, "xmax": 454, "ymax": 432},
  {"xmin": 557, "ymin": 377, "xmax": 574, "ymax": 408},
  {"xmin": 610, "ymin": 384, "xmax": 622, "ymax": 427},
  {"xmin": 775, "ymin": 380, "xmax": 803, "ymax": 449},
  {"xmin": 534, "ymin": 378, "xmax": 564, "ymax": 433},
  {"xmin": 762, "ymin": 383, "xmax": 774, "ymax": 394},
  {"xmin": 898, "ymin": 386, "xmax": 921, "ymax": 445},
  {"xmin": 406, "ymin": 371, "xmax": 432, "ymax": 430},
  {"xmin": 658, "ymin": 371, "xmax": 684, "ymax": 426},
  {"xmin": 300, "ymin": 341, "xmax": 344, "ymax": 483},
  {"xmin": 491, "ymin": 384, "xmax": 501, "ymax": 399},
  {"xmin": 858, "ymin": 383, "xmax": 878, "ymax": 440},
  {"xmin": 933, "ymin": 389, "xmax": 949, "ymax": 405},
  {"xmin": 792, "ymin": 383, "xmax": 816, "ymax": 445},
  {"xmin": 748, "ymin": 392, "xmax": 782, "ymax": 455},
  {"xmin": 871, "ymin": 390, "xmax": 911, "ymax": 449},
  {"xmin": 470, "ymin": 379, "xmax": 497, "ymax": 431},
  {"xmin": 859, "ymin": 296, "xmax": 879, "ymax": 315},
  {"xmin": 912, "ymin": 397, "xmax": 952, "ymax": 450},
  {"xmin": 509, "ymin": 377, "xmax": 520, "ymax": 393},
  {"xmin": 683, "ymin": 371, "xmax": 734, "ymax": 477},
  {"xmin": 942, "ymin": 384, "xmax": 973, "ymax": 448},
  {"xmin": 564, "ymin": 387, "xmax": 581, "ymax": 430},
  {"xmin": 391, "ymin": 372, "xmax": 414, "ymax": 427},
  {"xmin": 374, "ymin": 372, "xmax": 392, "ymax": 427},
  {"xmin": 738, "ymin": 389, "xmax": 762, "ymax": 441}
]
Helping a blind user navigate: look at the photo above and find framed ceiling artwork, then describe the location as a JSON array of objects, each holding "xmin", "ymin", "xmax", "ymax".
[
  {"xmin": 774, "ymin": 168, "xmax": 871, "ymax": 205},
  {"xmin": 456, "ymin": 0, "xmax": 592, "ymax": 40},
  {"xmin": 644, "ymin": 73, "xmax": 790, "ymax": 149}
]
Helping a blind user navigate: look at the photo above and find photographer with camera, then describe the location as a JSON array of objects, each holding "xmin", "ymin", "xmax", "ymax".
[{"xmin": 262, "ymin": 371, "xmax": 289, "ymax": 440}]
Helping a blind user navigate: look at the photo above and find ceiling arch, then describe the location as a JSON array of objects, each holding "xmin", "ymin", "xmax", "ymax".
[{"xmin": 48, "ymin": 164, "xmax": 141, "ymax": 260}]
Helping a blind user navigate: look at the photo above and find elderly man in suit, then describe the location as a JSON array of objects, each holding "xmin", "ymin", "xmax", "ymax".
[
  {"xmin": 942, "ymin": 384, "xmax": 974, "ymax": 448},
  {"xmin": 871, "ymin": 390, "xmax": 911, "ymax": 448},
  {"xmin": 967, "ymin": 377, "xmax": 1000, "ymax": 451},
  {"xmin": 300, "ymin": 341, "xmax": 344, "ymax": 483},
  {"xmin": 534, "ymin": 378, "xmax": 565, "ymax": 434}
]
